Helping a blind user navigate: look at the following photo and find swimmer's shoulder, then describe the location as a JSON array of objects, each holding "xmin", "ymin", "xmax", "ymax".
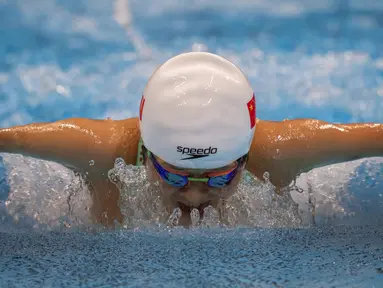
[
  {"xmin": 114, "ymin": 117, "xmax": 141, "ymax": 166},
  {"xmin": 114, "ymin": 117, "xmax": 140, "ymax": 132}
]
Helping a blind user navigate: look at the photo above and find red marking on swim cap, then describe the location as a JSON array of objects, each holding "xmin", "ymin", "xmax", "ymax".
[
  {"xmin": 247, "ymin": 93, "xmax": 256, "ymax": 129},
  {"xmin": 139, "ymin": 95, "xmax": 145, "ymax": 121}
]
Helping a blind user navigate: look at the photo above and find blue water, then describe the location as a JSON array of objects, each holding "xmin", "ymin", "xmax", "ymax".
[
  {"xmin": 1, "ymin": 0, "xmax": 383, "ymax": 287},
  {"xmin": 0, "ymin": 227, "xmax": 382, "ymax": 287}
]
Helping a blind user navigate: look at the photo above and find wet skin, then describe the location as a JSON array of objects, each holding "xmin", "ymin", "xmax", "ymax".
[{"xmin": 0, "ymin": 117, "xmax": 382, "ymax": 226}]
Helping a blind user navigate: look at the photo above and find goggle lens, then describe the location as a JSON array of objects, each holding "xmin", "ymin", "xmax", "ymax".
[{"xmin": 148, "ymin": 151, "xmax": 245, "ymax": 188}]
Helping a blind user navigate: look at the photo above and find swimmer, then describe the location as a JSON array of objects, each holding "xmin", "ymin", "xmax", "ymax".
[{"xmin": 0, "ymin": 52, "xmax": 382, "ymax": 227}]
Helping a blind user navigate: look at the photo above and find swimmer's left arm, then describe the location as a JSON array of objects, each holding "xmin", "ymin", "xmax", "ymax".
[{"xmin": 247, "ymin": 119, "xmax": 383, "ymax": 189}]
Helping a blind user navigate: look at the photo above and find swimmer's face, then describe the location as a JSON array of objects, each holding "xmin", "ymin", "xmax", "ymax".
[{"xmin": 145, "ymin": 154, "xmax": 246, "ymax": 209}]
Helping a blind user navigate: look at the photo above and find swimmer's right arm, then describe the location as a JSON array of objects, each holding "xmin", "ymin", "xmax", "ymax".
[
  {"xmin": 0, "ymin": 117, "xmax": 140, "ymax": 174},
  {"xmin": 0, "ymin": 117, "xmax": 140, "ymax": 226}
]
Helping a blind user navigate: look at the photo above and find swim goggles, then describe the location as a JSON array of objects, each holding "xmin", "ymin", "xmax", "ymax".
[{"xmin": 136, "ymin": 139, "xmax": 247, "ymax": 188}]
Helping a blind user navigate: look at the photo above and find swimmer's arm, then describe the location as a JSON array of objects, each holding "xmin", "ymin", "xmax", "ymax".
[
  {"xmin": 0, "ymin": 117, "xmax": 140, "ymax": 226},
  {"xmin": 247, "ymin": 119, "xmax": 383, "ymax": 189},
  {"xmin": 0, "ymin": 117, "xmax": 140, "ymax": 173}
]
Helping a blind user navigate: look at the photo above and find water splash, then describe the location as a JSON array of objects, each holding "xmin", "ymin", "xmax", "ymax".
[
  {"xmin": 0, "ymin": 153, "xmax": 382, "ymax": 232},
  {"xmin": 0, "ymin": 154, "xmax": 93, "ymax": 232},
  {"xmin": 167, "ymin": 207, "xmax": 182, "ymax": 227},
  {"xmin": 107, "ymin": 158, "xmax": 303, "ymax": 229}
]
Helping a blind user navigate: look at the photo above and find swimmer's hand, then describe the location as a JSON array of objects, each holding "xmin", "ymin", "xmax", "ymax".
[
  {"xmin": 247, "ymin": 119, "xmax": 383, "ymax": 191},
  {"xmin": 0, "ymin": 117, "xmax": 140, "ymax": 226}
]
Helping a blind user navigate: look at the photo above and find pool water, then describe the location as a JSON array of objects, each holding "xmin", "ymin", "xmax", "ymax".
[{"xmin": 0, "ymin": 0, "xmax": 383, "ymax": 287}]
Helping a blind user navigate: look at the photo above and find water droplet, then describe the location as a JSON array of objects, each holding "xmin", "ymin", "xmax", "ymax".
[
  {"xmin": 190, "ymin": 208, "xmax": 200, "ymax": 227},
  {"xmin": 167, "ymin": 207, "xmax": 182, "ymax": 227},
  {"xmin": 108, "ymin": 170, "xmax": 119, "ymax": 184},
  {"xmin": 114, "ymin": 158, "xmax": 126, "ymax": 169}
]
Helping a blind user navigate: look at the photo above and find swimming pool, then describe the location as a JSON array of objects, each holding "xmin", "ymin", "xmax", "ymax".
[{"xmin": 0, "ymin": 0, "xmax": 382, "ymax": 287}]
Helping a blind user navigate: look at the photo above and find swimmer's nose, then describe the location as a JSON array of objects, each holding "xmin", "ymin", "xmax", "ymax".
[{"xmin": 179, "ymin": 183, "xmax": 209, "ymax": 206}]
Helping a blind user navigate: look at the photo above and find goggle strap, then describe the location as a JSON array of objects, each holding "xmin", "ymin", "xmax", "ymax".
[{"xmin": 136, "ymin": 138, "xmax": 145, "ymax": 166}]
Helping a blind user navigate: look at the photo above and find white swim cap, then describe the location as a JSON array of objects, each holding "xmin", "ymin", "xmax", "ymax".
[{"xmin": 139, "ymin": 52, "xmax": 256, "ymax": 169}]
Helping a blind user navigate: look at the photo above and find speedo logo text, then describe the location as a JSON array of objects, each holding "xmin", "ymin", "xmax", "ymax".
[{"xmin": 177, "ymin": 146, "xmax": 218, "ymax": 160}]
